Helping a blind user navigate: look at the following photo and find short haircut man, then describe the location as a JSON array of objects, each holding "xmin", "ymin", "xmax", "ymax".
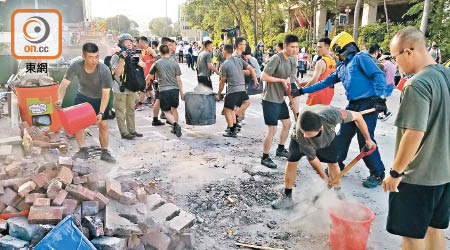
[
  {"xmin": 300, "ymin": 111, "xmax": 322, "ymax": 131},
  {"xmin": 159, "ymin": 44, "xmax": 170, "ymax": 55},
  {"xmin": 384, "ymin": 26, "xmax": 450, "ymax": 250},
  {"xmin": 139, "ymin": 36, "xmax": 148, "ymax": 42},
  {"xmin": 82, "ymin": 42, "xmax": 99, "ymax": 54},
  {"xmin": 284, "ymin": 34, "xmax": 299, "ymax": 45},
  {"xmin": 224, "ymin": 44, "xmax": 233, "ymax": 54},
  {"xmin": 58, "ymin": 42, "xmax": 115, "ymax": 162},
  {"xmin": 259, "ymin": 34, "xmax": 301, "ymax": 169},
  {"xmin": 161, "ymin": 37, "xmax": 171, "ymax": 45},
  {"xmin": 318, "ymin": 37, "xmax": 331, "ymax": 46},
  {"xmin": 203, "ymin": 40, "xmax": 213, "ymax": 47},
  {"xmin": 235, "ymin": 37, "xmax": 246, "ymax": 49},
  {"xmin": 151, "ymin": 40, "xmax": 159, "ymax": 48},
  {"xmin": 148, "ymin": 43, "xmax": 184, "ymax": 137}
]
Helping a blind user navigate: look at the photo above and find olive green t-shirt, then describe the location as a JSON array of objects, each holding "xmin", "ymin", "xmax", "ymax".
[
  {"xmin": 197, "ymin": 51, "xmax": 213, "ymax": 77},
  {"xmin": 149, "ymin": 57, "xmax": 181, "ymax": 92},
  {"xmin": 294, "ymin": 105, "xmax": 353, "ymax": 161},
  {"xmin": 395, "ymin": 64, "xmax": 450, "ymax": 186},
  {"xmin": 262, "ymin": 52, "xmax": 296, "ymax": 103}
]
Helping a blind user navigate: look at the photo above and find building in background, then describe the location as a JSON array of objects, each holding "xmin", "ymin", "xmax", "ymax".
[
  {"xmin": 292, "ymin": 0, "xmax": 410, "ymax": 40},
  {"xmin": 178, "ymin": 1, "xmax": 206, "ymax": 42}
]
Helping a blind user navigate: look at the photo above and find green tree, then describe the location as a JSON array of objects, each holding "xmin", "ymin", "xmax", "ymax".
[
  {"xmin": 404, "ymin": 0, "xmax": 450, "ymax": 60},
  {"xmin": 148, "ymin": 17, "xmax": 177, "ymax": 37},
  {"xmin": 105, "ymin": 15, "xmax": 139, "ymax": 35}
]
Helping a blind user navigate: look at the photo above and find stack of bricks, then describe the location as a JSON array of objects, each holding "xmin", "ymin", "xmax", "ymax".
[
  {"xmin": 0, "ymin": 124, "xmax": 196, "ymax": 249},
  {"xmin": 19, "ymin": 122, "xmax": 68, "ymax": 156},
  {"xmin": 0, "ymin": 151, "xmax": 196, "ymax": 249}
]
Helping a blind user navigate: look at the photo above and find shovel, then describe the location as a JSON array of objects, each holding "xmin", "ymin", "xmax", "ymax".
[
  {"xmin": 312, "ymin": 145, "xmax": 377, "ymax": 203},
  {"xmin": 295, "ymin": 146, "xmax": 376, "ymax": 222}
]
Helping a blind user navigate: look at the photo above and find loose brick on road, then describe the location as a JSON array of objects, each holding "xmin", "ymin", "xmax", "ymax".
[{"xmin": 106, "ymin": 178, "xmax": 122, "ymax": 200}]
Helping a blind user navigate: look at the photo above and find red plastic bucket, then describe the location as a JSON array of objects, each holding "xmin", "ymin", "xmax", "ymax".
[
  {"xmin": 327, "ymin": 200, "xmax": 375, "ymax": 250},
  {"xmin": 58, "ymin": 103, "xmax": 97, "ymax": 136}
]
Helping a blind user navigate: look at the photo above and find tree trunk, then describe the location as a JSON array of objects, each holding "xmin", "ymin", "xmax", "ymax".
[
  {"xmin": 253, "ymin": 0, "xmax": 258, "ymax": 47},
  {"xmin": 420, "ymin": 0, "xmax": 431, "ymax": 33},
  {"xmin": 383, "ymin": 0, "xmax": 389, "ymax": 35},
  {"xmin": 353, "ymin": 0, "xmax": 363, "ymax": 42}
]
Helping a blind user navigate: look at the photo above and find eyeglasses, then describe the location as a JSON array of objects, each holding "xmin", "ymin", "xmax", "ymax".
[{"xmin": 392, "ymin": 48, "xmax": 414, "ymax": 61}]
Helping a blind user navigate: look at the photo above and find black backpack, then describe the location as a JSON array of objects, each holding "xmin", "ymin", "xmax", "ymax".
[{"xmin": 122, "ymin": 56, "xmax": 146, "ymax": 92}]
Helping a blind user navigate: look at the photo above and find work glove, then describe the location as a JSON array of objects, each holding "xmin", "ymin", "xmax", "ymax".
[{"xmin": 374, "ymin": 97, "xmax": 387, "ymax": 113}]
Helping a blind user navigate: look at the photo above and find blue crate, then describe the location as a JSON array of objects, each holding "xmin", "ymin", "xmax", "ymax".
[{"xmin": 33, "ymin": 216, "xmax": 96, "ymax": 250}]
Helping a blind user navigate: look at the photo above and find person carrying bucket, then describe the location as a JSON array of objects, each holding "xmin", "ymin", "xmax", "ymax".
[
  {"xmin": 271, "ymin": 105, "xmax": 376, "ymax": 209},
  {"xmin": 148, "ymin": 44, "xmax": 184, "ymax": 137},
  {"xmin": 383, "ymin": 26, "xmax": 450, "ymax": 250},
  {"xmin": 56, "ymin": 43, "xmax": 116, "ymax": 163},
  {"xmin": 298, "ymin": 32, "xmax": 388, "ymax": 189}
]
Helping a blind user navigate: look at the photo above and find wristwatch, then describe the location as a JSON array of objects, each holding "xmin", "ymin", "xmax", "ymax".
[
  {"xmin": 390, "ymin": 169, "xmax": 404, "ymax": 178},
  {"xmin": 98, "ymin": 112, "xmax": 104, "ymax": 116}
]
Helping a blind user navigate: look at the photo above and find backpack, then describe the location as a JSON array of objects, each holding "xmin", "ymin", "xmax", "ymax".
[{"xmin": 122, "ymin": 56, "xmax": 146, "ymax": 92}]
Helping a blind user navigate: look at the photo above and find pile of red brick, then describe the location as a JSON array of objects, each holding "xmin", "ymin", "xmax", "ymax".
[{"xmin": 0, "ymin": 125, "xmax": 196, "ymax": 249}]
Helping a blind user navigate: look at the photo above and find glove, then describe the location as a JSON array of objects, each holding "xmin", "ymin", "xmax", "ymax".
[{"xmin": 375, "ymin": 97, "xmax": 387, "ymax": 113}]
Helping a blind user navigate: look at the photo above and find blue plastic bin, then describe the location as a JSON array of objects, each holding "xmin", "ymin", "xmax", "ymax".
[{"xmin": 33, "ymin": 216, "xmax": 96, "ymax": 250}]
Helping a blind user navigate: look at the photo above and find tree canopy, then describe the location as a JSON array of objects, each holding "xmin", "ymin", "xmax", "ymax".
[
  {"xmin": 105, "ymin": 15, "xmax": 139, "ymax": 36},
  {"xmin": 148, "ymin": 17, "xmax": 178, "ymax": 37}
]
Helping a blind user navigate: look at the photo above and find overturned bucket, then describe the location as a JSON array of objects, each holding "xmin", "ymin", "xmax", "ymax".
[
  {"xmin": 184, "ymin": 92, "xmax": 216, "ymax": 125},
  {"xmin": 327, "ymin": 200, "xmax": 375, "ymax": 250},
  {"xmin": 58, "ymin": 102, "xmax": 97, "ymax": 135}
]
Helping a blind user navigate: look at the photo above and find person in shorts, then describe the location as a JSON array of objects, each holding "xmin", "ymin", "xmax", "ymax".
[
  {"xmin": 148, "ymin": 44, "xmax": 184, "ymax": 137},
  {"xmin": 383, "ymin": 26, "xmax": 450, "ymax": 250},
  {"xmin": 216, "ymin": 44, "xmax": 258, "ymax": 137},
  {"xmin": 57, "ymin": 43, "xmax": 115, "ymax": 163},
  {"xmin": 197, "ymin": 40, "xmax": 221, "ymax": 90},
  {"xmin": 271, "ymin": 105, "xmax": 376, "ymax": 209},
  {"xmin": 260, "ymin": 34, "xmax": 302, "ymax": 169}
]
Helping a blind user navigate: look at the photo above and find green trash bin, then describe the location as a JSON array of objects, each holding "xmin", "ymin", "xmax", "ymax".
[
  {"xmin": 48, "ymin": 66, "xmax": 114, "ymax": 108},
  {"xmin": 0, "ymin": 55, "xmax": 19, "ymax": 86}
]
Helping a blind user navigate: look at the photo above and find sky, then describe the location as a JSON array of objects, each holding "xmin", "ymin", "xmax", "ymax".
[{"xmin": 90, "ymin": 0, "xmax": 185, "ymax": 33}]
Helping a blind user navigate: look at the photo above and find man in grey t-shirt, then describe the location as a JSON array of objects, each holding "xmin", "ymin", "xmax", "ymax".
[
  {"xmin": 271, "ymin": 105, "xmax": 376, "ymax": 209},
  {"xmin": 384, "ymin": 26, "xmax": 450, "ymax": 247},
  {"xmin": 216, "ymin": 44, "xmax": 258, "ymax": 138},
  {"xmin": 260, "ymin": 35, "xmax": 302, "ymax": 169},
  {"xmin": 57, "ymin": 43, "xmax": 115, "ymax": 163},
  {"xmin": 148, "ymin": 44, "xmax": 184, "ymax": 138},
  {"xmin": 197, "ymin": 40, "xmax": 221, "ymax": 90}
]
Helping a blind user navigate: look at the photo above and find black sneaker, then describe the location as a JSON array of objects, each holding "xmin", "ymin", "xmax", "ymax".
[
  {"xmin": 173, "ymin": 124, "xmax": 182, "ymax": 137},
  {"xmin": 362, "ymin": 174, "xmax": 384, "ymax": 188},
  {"xmin": 271, "ymin": 194, "xmax": 295, "ymax": 209},
  {"xmin": 131, "ymin": 132, "xmax": 143, "ymax": 137},
  {"xmin": 382, "ymin": 111, "xmax": 392, "ymax": 121},
  {"xmin": 223, "ymin": 130, "xmax": 237, "ymax": 138},
  {"xmin": 235, "ymin": 123, "xmax": 242, "ymax": 128},
  {"xmin": 261, "ymin": 157, "xmax": 277, "ymax": 169},
  {"xmin": 73, "ymin": 147, "xmax": 89, "ymax": 160},
  {"xmin": 276, "ymin": 148, "xmax": 289, "ymax": 158},
  {"xmin": 152, "ymin": 119, "xmax": 165, "ymax": 126},
  {"xmin": 121, "ymin": 134, "xmax": 136, "ymax": 140},
  {"xmin": 160, "ymin": 112, "xmax": 166, "ymax": 119},
  {"xmin": 100, "ymin": 150, "xmax": 116, "ymax": 163}
]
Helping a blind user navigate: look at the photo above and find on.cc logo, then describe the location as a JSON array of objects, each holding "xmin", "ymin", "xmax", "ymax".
[{"xmin": 23, "ymin": 16, "xmax": 50, "ymax": 44}]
